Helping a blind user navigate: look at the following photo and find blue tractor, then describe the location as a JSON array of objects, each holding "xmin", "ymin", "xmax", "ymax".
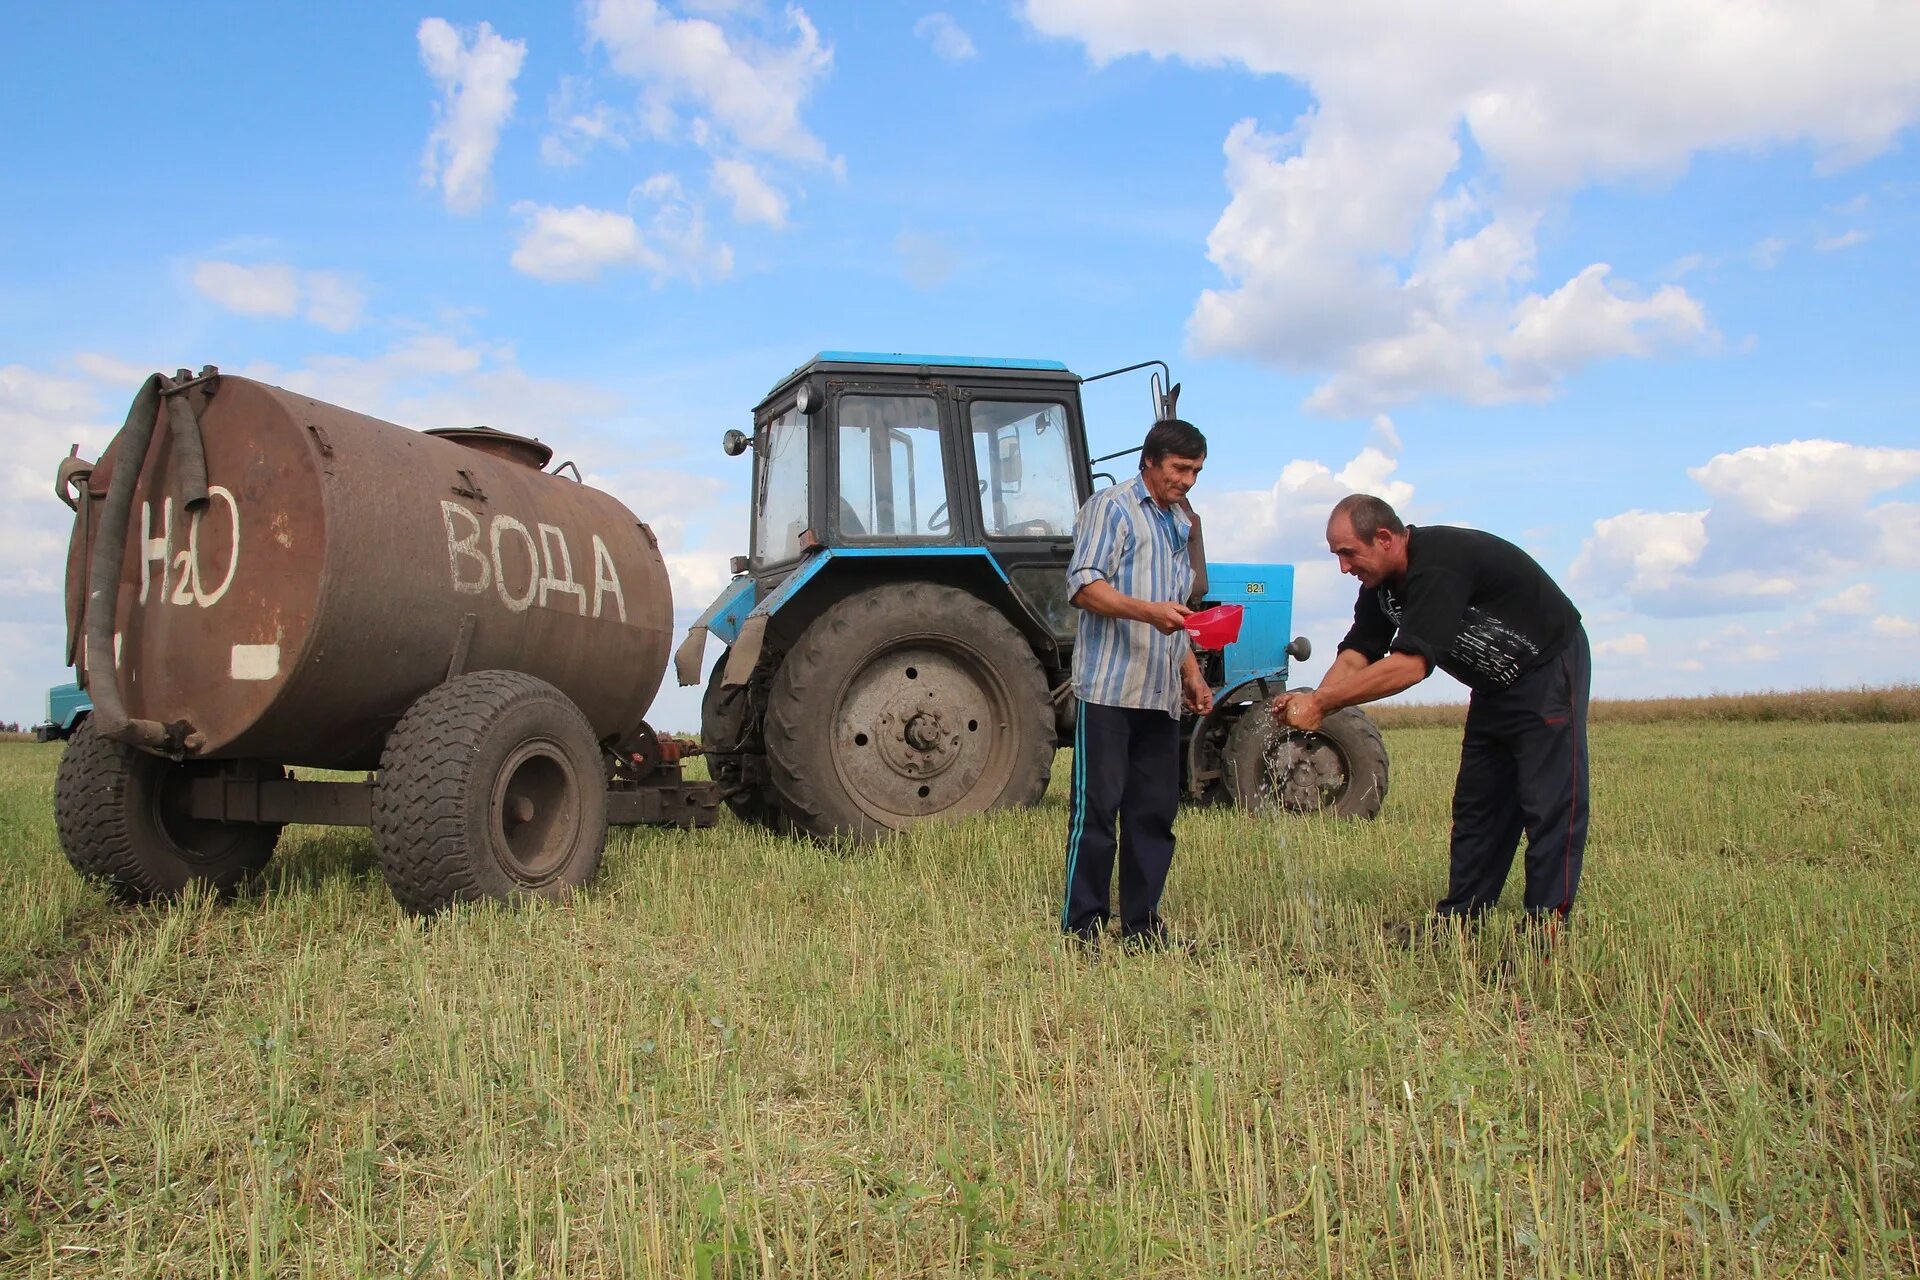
[
  {"xmin": 676, "ymin": 353, "xmax": 1387, "ymax": 840},
  {"xmin": 33, "ymin": 681, "xmax": 92, "ymax": 742}
]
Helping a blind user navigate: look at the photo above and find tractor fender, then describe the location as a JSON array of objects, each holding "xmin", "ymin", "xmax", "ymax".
[
  {"xmin": 674, "ymin": 574, "xmax": 756, "ymax": 687},
  {"xmin": 718, "ymin": 548, "xmax": 1060, "ymax": 689}
]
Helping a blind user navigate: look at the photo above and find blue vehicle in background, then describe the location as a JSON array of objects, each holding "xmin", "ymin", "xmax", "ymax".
[
  {"xmin": 675, "ymin": 352, "xmax": 1388, "ymax": 840},
  {"xmin": 33, "ymin": 681, "xmax": 92, "ymax": 742}
]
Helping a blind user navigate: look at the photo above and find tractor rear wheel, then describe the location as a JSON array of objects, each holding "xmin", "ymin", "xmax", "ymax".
[
  {"xmin": 371, "ymin": 670, "xmax": 608, "ymax": 913},
  {"xmin": 53, "ymin": 718, "xmax": 282, "ymax": 902},
  {"xmin": 764, "ymin": 582, "xmax": 1053, "ymax": 840},
  {"xmin": 1223, "ymin": 693, "xmax": 1389, "ymax": 819}
]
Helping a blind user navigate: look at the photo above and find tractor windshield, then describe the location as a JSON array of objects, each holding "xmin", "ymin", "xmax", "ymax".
[
  {"xmin": 835, "ymin": 394, "xmax": 949, "ymax": 540},
  {"xmin": 969, "ymin": 400, "xmax": 1077, "ymax": 538},
  {"xmin": 753, "ymin": 405, "xmax": 809, "ymax": 565}
]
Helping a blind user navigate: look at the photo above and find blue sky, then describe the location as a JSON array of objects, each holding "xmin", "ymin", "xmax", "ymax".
[{"xmin": 3, "ymin": 0, "xmax": 1917, "ymax": 730}]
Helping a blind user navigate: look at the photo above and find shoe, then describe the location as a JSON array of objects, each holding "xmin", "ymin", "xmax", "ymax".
[
  {"xmin": 1065, "ymin": 923, "xmax": 1104, "ymax": 954},
  {"xmin": 1118, "ymin": 924, "xmax": 1198, "ymax": 956}
]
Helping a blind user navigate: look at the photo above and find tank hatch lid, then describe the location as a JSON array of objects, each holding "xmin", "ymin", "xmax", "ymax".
[{"xmin": 425, "ymin": 426, "xmax": 553, "ymax": 469}]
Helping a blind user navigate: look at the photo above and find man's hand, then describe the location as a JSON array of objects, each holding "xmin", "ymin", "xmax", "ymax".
[
  {"xmin": 1183, "ymin": 667, "xmax": 1214, "ymax": 716},
  {"xmin": 1270, "ymin": 691, "xmax": 1325, "ymax": 732},
  {"xmin": 1139, "ymin": 600, "xmax": 1193, "ymax": 635}
]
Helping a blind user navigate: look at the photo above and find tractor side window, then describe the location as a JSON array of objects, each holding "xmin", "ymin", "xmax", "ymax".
[
  {"xmin": 969, "ymin": 400, "xmax": 1077, "ymax": 537},
  {"xmin": 837, "ymin": 394, "xmax": 948, "ymax": 539},
  {"xmin": 753, "ymin": 406, "xmax": 809, "ymax": 565}
]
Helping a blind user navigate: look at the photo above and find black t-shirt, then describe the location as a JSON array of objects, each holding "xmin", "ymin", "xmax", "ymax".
[{"xmin": 1338, "ymin": 525, "xmax": 1581, "ymax": 692}]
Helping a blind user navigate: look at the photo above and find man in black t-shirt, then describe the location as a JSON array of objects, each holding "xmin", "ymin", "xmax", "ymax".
[{"xmin": 1274, "ymin": 494, "xmax": 1591, "ymax": 925}]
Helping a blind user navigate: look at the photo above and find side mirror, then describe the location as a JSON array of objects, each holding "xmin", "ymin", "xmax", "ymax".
[
  {"xmin": 995, "ymin": 430, "xmax": 1022, "ymax": 490},
  {"xmin": 722, "ymin": 428, "xmax": 751, "ymax": 457}
]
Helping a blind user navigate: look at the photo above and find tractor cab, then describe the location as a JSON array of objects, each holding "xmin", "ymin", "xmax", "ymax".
[
  {"xmin": 721, "ymin": 352, "xmax": 1092, "ymax": 642},
  {"xmin": 678, "ymin": 351, "xmax": 1388, "ymax": 842}
]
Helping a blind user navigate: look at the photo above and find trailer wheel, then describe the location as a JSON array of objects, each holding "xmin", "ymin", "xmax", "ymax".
[
  {"xmin": 700, "ymin": 655, "xmax": 790, "ymax": 834},
  {"xmin": 764, "ymin": 582, "xmax": 1053, "ymax": 840},
  {"xmin": 1224, "ymin": 693, "xmax": 1389, "ymax": 819},
  {"xmin": 371, "ymin": 671, "xmax": 608, "ymax": 913},
  {"xmin": 53, "ymin": 718, "xmax": 281, "ymax": 902}
]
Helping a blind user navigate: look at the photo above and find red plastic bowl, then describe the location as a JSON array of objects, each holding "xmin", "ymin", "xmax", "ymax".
[{"xmin": 1184, "ymin": 603, "xmax": 1244, "ymax": 649}]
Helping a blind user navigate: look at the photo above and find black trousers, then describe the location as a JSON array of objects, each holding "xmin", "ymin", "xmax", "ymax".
[
  {"xmin": 1061, "ymin": 701, "xmax": 1180, "ymax": 936},
  {"xmin": 1440, "ymin": 626, "xmax": 1591, "ymax": 920}
]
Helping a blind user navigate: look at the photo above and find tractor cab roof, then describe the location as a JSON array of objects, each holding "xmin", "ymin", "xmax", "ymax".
[{"xmin": 757, "ymin": 351, "xmax": 1080, "ymax": 414}]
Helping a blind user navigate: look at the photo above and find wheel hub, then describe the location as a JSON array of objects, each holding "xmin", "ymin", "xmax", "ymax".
[
  {"xmin": 1264, "ymin": 733, "xmax": 1347, "ymax": 810},
  {"xmin": 491, "ymin": 740, "xmax": 580, "ymax": 882},
  {"xmin": 836, "ymin": 644, "xmax": 1002, "ymax": 818}
]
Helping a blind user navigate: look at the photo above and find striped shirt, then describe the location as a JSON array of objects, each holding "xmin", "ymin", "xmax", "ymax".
[{"xmin": 1067, "ymin": 474, "xmax": 1194, "ymax": 718}]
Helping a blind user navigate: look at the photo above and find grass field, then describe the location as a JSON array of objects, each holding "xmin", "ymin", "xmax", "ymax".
[{"xmin": 1, "ymin": 716, "xmax": 1916, "ymax": 1277}]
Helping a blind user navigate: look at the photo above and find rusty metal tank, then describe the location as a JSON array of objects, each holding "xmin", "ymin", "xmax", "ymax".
[{"xmin": 63, "ymin": 369, "xmax": 672, "ymax": 770}]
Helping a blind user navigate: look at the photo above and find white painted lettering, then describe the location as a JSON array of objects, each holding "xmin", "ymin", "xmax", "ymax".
[
  {"xmin": 441, "ymin": 501, "xmax": 490, "ymax": 595},
  {"xmin": 170, "ymin": 550, "xmax": 196, "ymax": 605},
  {"xmin": 590, "ymin": 535, "xmax": 628, "ymax": 623},
  {"xmin": 536, "ymin": 523, "xmax": 588, "ymax": 615},
  {"xmin": 490, "ymin": 516, "xmax": 540, "ymax": 613},
  {"xmin": 189, "ymin": 486, "xmax": 240, "ymax": 607},
  {"xmin": 139, "ymin": 498, "xmax": 172, "ymax": 605}
]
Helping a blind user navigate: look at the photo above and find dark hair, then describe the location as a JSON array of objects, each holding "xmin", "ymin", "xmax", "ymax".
[
  {"xmin": 1330, "ymin": 493, "xmax": 1405, "ymax": 541},
  {"xmin": 1141, "ymin": 418, "xmax": 1207, "ymax": 468}
]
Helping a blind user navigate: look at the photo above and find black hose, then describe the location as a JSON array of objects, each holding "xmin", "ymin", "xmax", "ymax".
[
  {"xmin": 82, "ymin": 374, "xmax": 174, "ymax": 751},
  {"xmin": 166, "ymin": 386, "xmax": 209, "ymax": 511}
]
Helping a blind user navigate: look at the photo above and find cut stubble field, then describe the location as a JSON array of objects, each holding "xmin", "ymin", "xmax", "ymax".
[{"xmin": 0, "ymin": 716, "xmax": 1915, "ymax": 1278}]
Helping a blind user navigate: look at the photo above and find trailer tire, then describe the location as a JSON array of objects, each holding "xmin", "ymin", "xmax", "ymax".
[
  {"xmin": 54, "ymin": 718, "xmax": 281, "ymax": 902},
  {"xmin": 1224, "ymin": 694, "xmax": 1389, "ymax": 819},
  {"xmin": 765, "ymin": 582, "xmax": 1053, "ymax": 840},
  {"xmin": 372, "ymin": 671, "xmax": 607, "ymax": 914}
]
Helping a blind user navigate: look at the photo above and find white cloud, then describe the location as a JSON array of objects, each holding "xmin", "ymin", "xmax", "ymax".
[
  {"xmin": 1023, "ymin": 0, "xmax": 1920, "ymax": 416},
  {"xmin": 1574, "ymin": 439, "xmax": 1920, "ymax": 616},
  {"xmin": 1593, "ymin": 632, "xmax": 1649, "ymax": 661},
  {"xmin": 711, "ymin": 157, "xmax": 789, "ymax": 228},
  {"xmin": 192, "ymin": 261, "xmax": 299, "ymax": 318},
  {"xmin": 301, "ymin": 271, "xmax": 367, "ymax": 332},
  {"xmin": 1500, "ymin": 265, "xmax": 1710, "ymax": 388},
  {"xmin": 418, "ymin": 17, "xmax": 527, "ymax": 215},
  {"xmin": 915, "ymin": 12, "xmax": 977, "ymax": 62},
  {"xmin": 1687, "ymin": 439, "xmax": 1920, "ymax": 525},
  {"xmin": 587, "ymin": 0, "xmax": 835, "ymax": 166},
  {"xmin": 510, "ymin": 179, "xmax": 733, "ymax": 285},
  {"xmin": 1751, "ymin": 236, "xmax": 1789, "ymax": 269},
  {"xmin": 1570, "ymin": 508, "xmax": 1709, "ymax": 600},
  {"xmin": 191, "ymin": 261, "xmax": 366, "ymax": 331},
  {"xmin": 0, "ymin": 366, "xmax": 115, "ymax": 614},
  {"xmin": 511, "ymin": 205, "xmax": 657, "ymax": 283},
  {"xmin": 1871, "ymin": 615, "xmax": 1919, "ymax": 639},
  {"xmin": 72, "ymin": 352, "xmax": 158, "ymax": 386},
  {"xmin": 541, "ymin": 75, "xmax": 633, "ymax": 168},
  {"xmin": 1815, "ymin": 228, "xmax": 1869, "ymax": 252},
  {"xmin": 1812, "ymin": 583, "xmax": 1875, "ymax": 616}
]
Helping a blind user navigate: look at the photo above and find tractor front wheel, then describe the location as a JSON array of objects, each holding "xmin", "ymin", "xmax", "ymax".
[
  {"xmin": 764, "ymin": 583, "xmax": 1054, "ymax": 840},
  {"xmin": 1223, "ymin": 693, "xmax": 1389, "ymax": 819},
  {"xmin": 701, "ymin": 655, "xmax": 790, "ymax": 834}
]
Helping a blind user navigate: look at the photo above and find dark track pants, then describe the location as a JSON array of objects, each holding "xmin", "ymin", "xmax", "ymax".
[
  {"xmin": 1061, "ymin": 701, "xmax": 1180, "ymax": 936},
  {"xmin": 1439, "ymin": 626, "xmax": 1591, "ymax": 920}
]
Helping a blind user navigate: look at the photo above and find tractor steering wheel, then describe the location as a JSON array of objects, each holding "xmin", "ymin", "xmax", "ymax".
[{"xmin": 928, "ymin": 480, "xmax": 988, "ymax": 534}]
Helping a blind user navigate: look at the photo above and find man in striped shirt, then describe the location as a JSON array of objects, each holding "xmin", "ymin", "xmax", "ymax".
[{"xmin": 1061, "ymin": 419, "xmax": 1215, "ymax": 950}]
